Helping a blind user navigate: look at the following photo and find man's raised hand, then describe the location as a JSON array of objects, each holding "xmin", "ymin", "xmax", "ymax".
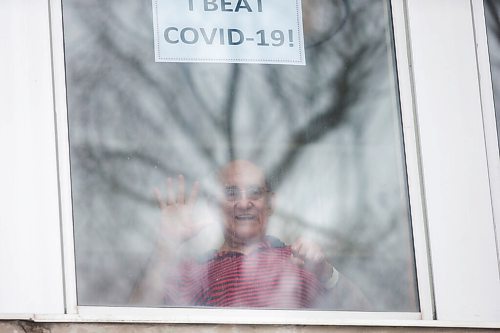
[
  {"xmin": 153, "ymin": 175, "xmax": 204, "ymax": 244},
  {"xmin": 291, "ymin": 237, "xmax": 334, "ymax": 283}
]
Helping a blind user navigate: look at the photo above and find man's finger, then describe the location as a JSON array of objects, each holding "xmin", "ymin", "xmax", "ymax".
[
  {"xmin": 304, "ymin": 247, "xmax": 321, "ymax": 263},
  {"xmin": 187, "ymin": 181, "xmax": 200, "ymax": 206},
  {"xmin": 294, "ymin": 246, "xmax": 310, "ymax": 261},
  {"xmin": 153, "ymin": 188, "xmax": 165, "ymax": 209},
  {"xmin": 291, "ymin": 238, "xmax": 304, "ymax": 255},
  {"xmin": 166, "ymin": 177, "xmax": 175, "ymax": 205},
  {"xmin": 290, "ymin": 255, "xmax": 305, "ymax": 267},
  {"xmin": 177, "ymin": 174, "xmax": 185, "ymax": 205}
]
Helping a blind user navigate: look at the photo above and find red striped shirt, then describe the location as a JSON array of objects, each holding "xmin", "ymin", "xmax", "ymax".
[{"xmin": 165, "ymin": 239, "xmax": 326, "ymax": 308}]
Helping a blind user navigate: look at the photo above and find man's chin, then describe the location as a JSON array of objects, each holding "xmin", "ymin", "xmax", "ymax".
[{"xmin": 228, "ymin": 225, "xmax": 264, "ymax": 243}]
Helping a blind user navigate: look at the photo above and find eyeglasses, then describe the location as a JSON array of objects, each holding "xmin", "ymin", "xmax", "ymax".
[{"xmin": 223, "ymin": 185, "xmax": 269, "ymax": 202}]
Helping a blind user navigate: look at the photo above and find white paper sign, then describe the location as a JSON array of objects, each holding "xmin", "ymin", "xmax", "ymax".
[{"xmin": 152, "ymin": 0, "xmax": 305, "ymax": 65}]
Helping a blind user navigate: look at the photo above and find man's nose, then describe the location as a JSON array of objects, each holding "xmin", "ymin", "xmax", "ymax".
[{"xmin": 235, "ymin": 193, "xmax": 254, "ymax": 208}]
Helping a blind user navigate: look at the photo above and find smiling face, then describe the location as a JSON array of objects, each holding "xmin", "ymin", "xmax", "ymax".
[{"xmin": 218, "ymin": 160, "xmax": 273, "ymax": 247}]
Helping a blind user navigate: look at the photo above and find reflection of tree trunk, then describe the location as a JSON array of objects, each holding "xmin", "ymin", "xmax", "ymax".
[{"xmin": 224, "ymin": 64, "xmax": 241, "ymax": 162}]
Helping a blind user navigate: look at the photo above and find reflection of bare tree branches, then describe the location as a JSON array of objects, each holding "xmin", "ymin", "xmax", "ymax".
[
  {"xmin": 275, "ymin": 205, "xmax": 402, "ymax": 257},
  {"xmin": 73, "ymin": 5, "xmax": 222, "ymax": 173},
  {"xmin": 67, "ymin": 0, "xmax": 391, "ymax": 235},
  {"xmin": 69, "ymin": 0, "xmax": 386, "ymax": 195},
  {"xmin": 74, "ymin": 145, "xmax": 174, "ymax": 206},
  {"xmin": 269, "ymin": 45, "xmax": 370, "ymax": 185},
  {"xmin": 68, "ymin": 0, "xmax": 391, "ymax": 246},
  {"xmin": 64, "ymin": 0, "xmax": 416, "ymax": 309}
]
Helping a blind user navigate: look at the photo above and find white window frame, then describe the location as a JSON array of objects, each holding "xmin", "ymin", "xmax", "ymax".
[
  {"xmin": 50, "ymin": 0, "xmax": 432, "ymax": 323},
  {"xmin": 403, "ymin": 0, "xmax": 500, "ymax": 322},
  {"xmin": 472, "ymin": 0, "xmax": 500, "ymax": 267},
  {"xmin": 1, "ymin": 0, "xmax": 499, "ymax": 328}
]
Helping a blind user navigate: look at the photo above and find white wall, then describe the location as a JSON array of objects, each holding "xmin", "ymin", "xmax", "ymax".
[{"xmin": 0, "ymin": 0, "xmax": 65, "ymax": 314}]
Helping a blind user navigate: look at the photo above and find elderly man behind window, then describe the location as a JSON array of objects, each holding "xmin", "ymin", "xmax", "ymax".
[{"xmin": 131, "ymin": 160, "xmax": 368, "ymax": 309}]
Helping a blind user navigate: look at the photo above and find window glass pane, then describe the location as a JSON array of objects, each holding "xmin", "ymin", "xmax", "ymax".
[
  {"xmin": 485, "ymin": 0, "xmax": 500, "ymax": 149},
  {"xmin": 63, "ymin": 0, "xmax": 419, "ymax": 311}
]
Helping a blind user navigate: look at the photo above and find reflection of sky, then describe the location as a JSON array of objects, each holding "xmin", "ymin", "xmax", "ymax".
[{"xmin": 63, "ymin": 0, "xmax": 418, "ymax": 311}]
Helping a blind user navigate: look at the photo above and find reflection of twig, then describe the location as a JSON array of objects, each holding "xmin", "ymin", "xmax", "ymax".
[
  {"xmin": 273, "ymin": 208, "xmax": 370, "ymax": 257},
  {"xmin": 274, "ymin": 206, "xmax": 404, "ymax": 257},
  {"xmin": 75, "ymin": 145, "xmax": 176, "ymax": 206},
  {"xmin": 274, "ymin": 209, "xmax": 339, "ymax": 237},
  {"xmin": 305, "ymin": 0, "xmax": 351, "ymax": 49}
]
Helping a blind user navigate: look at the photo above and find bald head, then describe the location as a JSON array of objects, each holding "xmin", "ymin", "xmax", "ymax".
[{"xmin": 218, "ymin": 160, "xmax": 267, "ymax": 188}]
